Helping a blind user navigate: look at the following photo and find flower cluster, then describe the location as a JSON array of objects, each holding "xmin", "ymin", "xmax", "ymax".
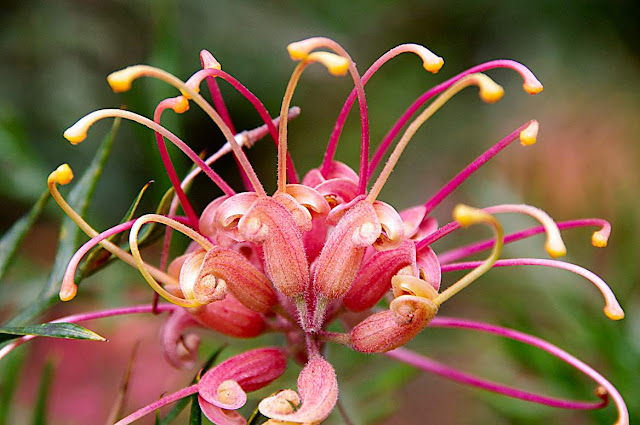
[{"xmin": 3, "ymin": 37, "xmax": 628, "ymax": 424}]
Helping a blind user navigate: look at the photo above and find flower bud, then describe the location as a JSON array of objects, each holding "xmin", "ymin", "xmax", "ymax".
[
  {"xmin": 259, "ymin": 356, "xmax": 338, "ymax": 424},
  {"xmin": 238, "ymin": 197, "xmax": 309, "ymax": 298},
  {"xmin": 199, "ymin": 347, "xmax": 288, "ymax": 409},
  {"xmin": 180, "ymin": 249, "xmax": 227, "ymax": 305},
  {"xmin": 313, "ymin": 198, "xmax": 381, "ymax": 301},
  {"xmin": 350, "ymin": 295, "xmax": 438, "ymax": 353},
  {"xmin": 198, "ymin": 246, "xmax": 277, "ymax": 313}
]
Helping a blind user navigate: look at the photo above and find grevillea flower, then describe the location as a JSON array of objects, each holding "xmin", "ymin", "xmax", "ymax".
[{"xmin": 4, "ymin": 37, "xmax": 629, "ymax": 424}]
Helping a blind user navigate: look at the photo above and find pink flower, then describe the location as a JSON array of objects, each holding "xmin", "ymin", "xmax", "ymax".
[{"xmin": 6, "ymin": 37, "xmax": 627, "ymax": 424}]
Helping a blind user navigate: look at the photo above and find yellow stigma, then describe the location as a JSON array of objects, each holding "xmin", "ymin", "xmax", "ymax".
[
  {"xmin": 519, "ymin": 120, "xmax": 539, "ymax": 146},
  {"xmin": 48, "ymin": 164, "xmax": 74, "ymax": 185},
  {"xmin": 63, "ymin": 118, "xmax": 91, "ymax": 145},
  {"xmin": 203, "ymin": 60, "xmax": 221, "ymax": 70},
  {"xmin": 453, "ymin": 204, "xmax": 493, "ymax": 228},
  {"xmin": 307, "ymin": 51, "xmax": 349, "ymax": 76},
  {"xmin": 172, "ymin": 96, "xmax": 190, "ymax": 114},
  {"xmin": 592, "ymin": 231, "xmax": 609, "ymax": 248},
  {"xmin": 476, "ymin": 74, "xmax": 505, "ymax": 103},
  {"xmin": 604, "ymin": 305, "xmax": 625, "ymax": 321},
  {"xmin": 180, "ymin": 85, "xmax": 200, "ymax": 100},
  {"xmin": 287, "ymin": 39, "xmax": 316, "ymax": 61},
  {"xmin": 544, "ymin": 237, "xmax": 567, "ymax": 258},
  {"xmin": 59, "ymin": 283, "xmax": 77, "ymax": 302},
  {"xmin": 107, "ymin": 66, "xmax": 141, "ymax": 93},
  {"xmin": 415, "ymin": 46, "xmax": 444, "ymax": 73},
  {"xmin": 523, "ymin": 80, "xmax": 544, "ymax": 95}
]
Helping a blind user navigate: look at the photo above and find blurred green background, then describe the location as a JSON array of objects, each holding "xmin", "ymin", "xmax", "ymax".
[{"xmin": 0, "ymin": 0, "xmax": 638, "ymax": 424}]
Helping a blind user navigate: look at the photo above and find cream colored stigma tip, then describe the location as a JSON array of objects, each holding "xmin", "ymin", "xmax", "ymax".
[
  {"xmin": 604, "ymin": 305, "xmax": 625, "ymax": 321},
  {"xmin": 172, "ymin": 97, "xmax": 190, "ymax": 114},
  {"xmin": 591, "ymin": 232, "xmax": 608, "ymax": 248},
  {"xmin": 479, "ymin": 83, "xmax": 505, "ymax": 103},
  {"xmin": 107, "ymin": 68, "xmax": 137, "ymax": 93},
  {"xmin": 63, "ymin": 123, "xmax": 88, "ymax": 145},
  {"xmin": 519, "ymin": 121, "xmax": 539, "ymax": 146},
  {"xmin": 287, "ymin": 41, "xmax": 312, "ymax": 61},
  {"xmin": 417, "ymin": 47, "xmax": 444, "ymax": 73},
  {"xmin": 59, "ymin": 285, "xmax": 77, "ymax": 301},
  {"xmin": 453, "ymin": 204, "xmax": 483, "ymax": 228},
  {"xmin": 544, "ymin": 240, "xmax": 567, "ymax": 258},
  {"xmin": 423, "ymin": 57, "xmax": 444, "ymax": 73},
  {"xmin": 308, "ymin": 51, "xmax": 349, "ymax": 76},
  {"xmin": 48, "ymin": 164, "xmax": 74, "ymax": 185}
]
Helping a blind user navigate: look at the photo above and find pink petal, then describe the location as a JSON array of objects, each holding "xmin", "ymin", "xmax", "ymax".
[
  {"xmin": 198, "ymin": 396, "xmax": 246, "ymax": 425},
  {"xmin": 199, "ymin": 347, "xmax": 288, "ymax": 409},
  {"xmin": 191, "ymin": 294, "xmax": 265, "ymax": 338},
  {"xmin": 372, "ymin": 200, "xmax": 405, "ymax": 250},
  {"xmin": 350, "ymin": 295, "xmax": 437, "ymax": 353},
  {"xmin": 313, "ymin": 199, "xmax": 380, "ymax": 300},
  {"xmin": 213, "ymin": 192, "xmax": 259, "ymax": 241},
  {"xmin": 343, "ymin": 240, "xmax": 417, "ymax": 312},
  {"xmin": 160, "ymin": 309, "xmax": 201, "ymax": 370},
  {"xmin": 198, "ymin": 246, "xmax": 277, "ymax": 313},
  {"xmin": 259, "ymin": 356, "xmax": 338, "ymax": 423},
  {"xmin": 238, "ymin": 197, "xmax": 309, "ymax": 299},
  {"xmin": 199, "ymin": 195, "xmax": 231, "ymax": 238},
  {"xmin": 416, "ymin": 246, "xmax": 442, "ymax": 291}
]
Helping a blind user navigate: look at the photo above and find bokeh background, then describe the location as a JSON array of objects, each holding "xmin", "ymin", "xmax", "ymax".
[{"xmin": 1, "ymin": 0, "xmax": 638, "ymax": 424}]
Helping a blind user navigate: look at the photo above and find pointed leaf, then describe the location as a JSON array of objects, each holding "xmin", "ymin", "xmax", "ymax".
[
  {"xmin": 32, "ymin": 360, "xmax": 54, "ymax": 425},
  {"xmin": 247, "ymin": 406, "xmax": 268, "ymax": 425},
  {"xmin": 0, "ymin": 349, "xmax": 25, "ymax": 425},
  {"xmin": 0, "ymin": 190, "xmax": 50, "ymax": 282},
  {"xmin": 80, "ymin": 181, "xmax": 153, "ymax": 277},
  {"xmin": 135, "ymin": 185, "xmax": 176, "ymax": 246},
  {"xmin": 0, "ymin": 323, "xmax": 106, "ymax": 344},
  {"xmin": 189, "ymin": 394, "xmax": 202, "ymax": 425},
  {"xmin": 5, "ymin": 118, "xmax": 120, "ymax": 326}
]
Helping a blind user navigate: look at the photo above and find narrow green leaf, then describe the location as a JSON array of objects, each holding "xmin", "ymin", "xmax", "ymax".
[
  {"xmin": 156, "ymin": 395, "xmax": 190, "ymax": 425},
  {"xmin": 80, "ymin": 181, "xmax": 153, "ymax": 277},
  {"xmin": 6, "ymin": 118, "xmax": 120, "ymax": 326},
  {"xmin": 32, "ymin": 360, "xmax": 54, "ymax": 425},
  {"xmin": 0, "ymin": 323, "xmax": 106, "ymax": 344},
  {"xmin": 0, "ymin": 190, "xmax": 50, "ymax": 282},
  {"xmin": 135, "ymin": 186, "xmax": 175, "ymax": 247},
  {"xmin": 189, "ymin": 394, "xmax": 201, "ymax": 425},
  {"xmin": 113, "ymin": 181, "xmax": 154, "ymax": 246},
  {"xmin": 197, "ymin": 344, "xmax": 226, "ymax": 378},
  {"xmin": 247, "ymin": 407, "xmax": 268, "ymax": 425},
  {"xmin": 0, "ymin": 350, "xmax": 25, "ymax": 425}
]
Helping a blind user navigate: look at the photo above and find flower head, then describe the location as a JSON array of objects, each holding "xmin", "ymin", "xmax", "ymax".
[{"xmin": 18, "ymin": 37, "xmax": 628, "ymax": 424}]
